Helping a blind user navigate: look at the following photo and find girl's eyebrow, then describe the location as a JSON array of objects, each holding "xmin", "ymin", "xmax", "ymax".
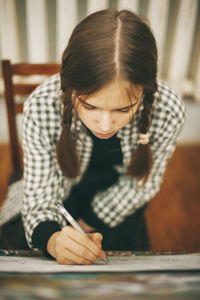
[
  {"xmin": 116, "ymin": 102, "xmax": 139, "ymax": 110},
  {"xmin": 77, "ymin": 96, "xmax": 139, "ymax": 110}
]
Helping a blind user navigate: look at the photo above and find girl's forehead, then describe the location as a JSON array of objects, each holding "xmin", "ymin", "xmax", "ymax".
[{"xmin": 79, "ymin": 79, "xmax": 143, "ymax": 108}]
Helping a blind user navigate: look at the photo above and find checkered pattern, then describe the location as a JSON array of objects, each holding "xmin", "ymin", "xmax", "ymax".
[{"xmin": 0, "ymin": 74, "xmax": 185, "ymax": 248}]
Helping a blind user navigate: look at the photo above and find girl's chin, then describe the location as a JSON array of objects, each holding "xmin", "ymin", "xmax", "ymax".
[{"xmin": 91, "ymin": 130, "xmax": 117, "ymax": 139}]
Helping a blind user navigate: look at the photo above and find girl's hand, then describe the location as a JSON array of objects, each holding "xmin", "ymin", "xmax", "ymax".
[
  {"xmin": 77, "ymin": 218, "xmax": 96, "ymax": 233},
  {"xmin": 46, "ymin": 226, "xmax": 105, "ymax": 265}
]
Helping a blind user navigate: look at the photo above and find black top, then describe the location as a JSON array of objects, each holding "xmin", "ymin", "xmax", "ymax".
[{"xmin": 32, "ymin": 131, "xmax": 123, "ymax": 253}]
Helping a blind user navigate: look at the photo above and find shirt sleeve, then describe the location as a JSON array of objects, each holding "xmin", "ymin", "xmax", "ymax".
[
  {"xmin": 32, "ymin": 221, "xmax": 61, "ymax": 258},
  {"xmin": 91, "ymin": 98, "xmax": 186, "ymax": 228},
  {"xmin": 22, "ymin": 95, "xmax": 67, "ymax": 249}
]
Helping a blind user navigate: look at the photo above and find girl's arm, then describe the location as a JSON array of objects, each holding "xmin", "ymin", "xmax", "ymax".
[
  {"xmin": 22, "ymin": 94, "xmax": 104, "ymax": 263},
  {"xmin": 22, "ymin": 95, "xmax": 66, "ymax": 249},
  {"xmin": 84, "ymin": 95, "xmax": 186, "ymax": 228}
]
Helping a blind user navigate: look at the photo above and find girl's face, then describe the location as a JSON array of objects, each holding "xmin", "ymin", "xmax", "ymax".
[{"xmin": 75, "ymin": 79, "xmax": 143, "ymax": 139}]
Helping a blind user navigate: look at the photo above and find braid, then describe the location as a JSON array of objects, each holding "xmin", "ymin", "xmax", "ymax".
[
  {"xmin": 56, "ymin": 88, "xmax": 80, "ymax": 177},
  {"xmin": 127, "ymin": 83, "xmax": 157, "ymax": 183}
]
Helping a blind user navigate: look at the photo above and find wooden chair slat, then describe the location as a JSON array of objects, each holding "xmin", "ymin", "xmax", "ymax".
[
  {"xmin": 15, "ymin": 104, "xmax": 23, "ymax": 114},
  {"xmin": 14, "ymin": 84, "xmax": 39, "ymax": 95},
  {"xmin": 12, "ymin": 64, "xmax": 60, "ymax": 75}
]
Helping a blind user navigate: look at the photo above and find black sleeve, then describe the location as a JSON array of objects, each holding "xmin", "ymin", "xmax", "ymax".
[
  {"xmin": 32, "ymin": 221, "xmax": 61, "ymax": 258},
  {"xmin": 80, "ymin": 201, "xmax": 108, "ymax": 230}
]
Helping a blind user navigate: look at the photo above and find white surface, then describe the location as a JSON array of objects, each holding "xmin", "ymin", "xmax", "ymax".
[
  {"xmin": 0, "ymin": 97, "xmax": 23, "ymax": 143},
  {"xmin": 147, "ymin": 0, "xmax": 170, "ymax": 75},
  {"xmin": 178, "ymin": 100, "xmax": 200, "ymax": 144},
  {"xmin": 56, "ymin": 0, "xmax": 78, "ymax": 60},
  {"xmin": 194, "ymin": 46, "xmax": 200, "ymax": 103},
  {"xmin": 0, "ymin": 0, "xmax": 199, "ymax": 100},
  {"xmin": 25, "ymin": 0, "xmax": 49, "ymax": 62},
  {"xmin": 0, "ymin": 253, "xmax": 200, "ymax": 273},
  {"xmin": 118, "ymin": 0, "xmax": 138, "ymax": 12},
  {"xmin": 0, "ymin": 0, "xmax": 20, "ymax": 61},
  {"xmin": 167, "ymin": 0, "xmax": 198, "ymax": 95},
  {"xmin": 87, "ymin": 0, "xmax": 108, "ymax": 15}
]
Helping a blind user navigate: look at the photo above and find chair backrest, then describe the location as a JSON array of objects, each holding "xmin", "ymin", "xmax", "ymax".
[{"xmin": 1, "ymin": 60, "xmax": 61, "ymax": 175}]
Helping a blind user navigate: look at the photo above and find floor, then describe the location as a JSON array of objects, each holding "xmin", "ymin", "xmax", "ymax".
[
  {"xmin": 0, "ymin": 143, "xmax": 200, "ymax": 252},
  {"xmin": 146, "ymin": 144, "xmax": 200, "ymax": 252}
]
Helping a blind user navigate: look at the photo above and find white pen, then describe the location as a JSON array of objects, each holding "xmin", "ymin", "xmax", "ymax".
[{"xmin": 56, "ymin": 203, "xmax": 110, "ymax": 264}]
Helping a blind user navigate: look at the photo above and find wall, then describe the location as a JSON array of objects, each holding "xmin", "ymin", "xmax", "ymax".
[{"xmin": 0, "ymin": 0, "xmax": 200, "ymax": 99}]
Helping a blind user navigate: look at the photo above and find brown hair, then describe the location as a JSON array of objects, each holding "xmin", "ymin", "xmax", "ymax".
[{"xmin": 57, "ymin": 9, "xmax": 158, "ymax": 182}]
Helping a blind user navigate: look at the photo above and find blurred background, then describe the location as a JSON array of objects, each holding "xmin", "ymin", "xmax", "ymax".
[
  {"xmin": 0, "ymin": 0, "xmax": 200, "ymax": 143},
  {"xmin": 0, "ymin": 0, "xmax": 200, "ymax": 252}
]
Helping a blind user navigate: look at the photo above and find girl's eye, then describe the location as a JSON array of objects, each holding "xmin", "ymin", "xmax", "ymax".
[
  {"xmin": 117, "ymin": 108, "xmax": 131, "ymax": 114},
  {"xmin": 76, "ymin": 96, "xmax": 95, "ymax": 111},
  {"xmin": 81, "ymin": 103, "xmax": 96, "ymax": 111},
  {"xmin": 77, "ymin": 96, "xmax": 133, "ymax": 113},
  {"xmin": 81, "ymin": 105, "xmax": 131, "ymax": 113}
]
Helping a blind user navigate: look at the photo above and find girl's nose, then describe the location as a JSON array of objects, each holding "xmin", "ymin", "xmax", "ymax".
[{"xmin": 98, "ymin": 111, "xmax": 113, "ymax": 133}]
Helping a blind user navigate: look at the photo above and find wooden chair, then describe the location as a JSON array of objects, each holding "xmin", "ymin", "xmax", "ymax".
[{"xmin": 1, "ymin": 60, "xmax": 61, "ymax": 183}]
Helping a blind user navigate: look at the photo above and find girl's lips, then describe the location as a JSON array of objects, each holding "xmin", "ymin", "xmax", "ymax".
[{"xmin": 93, "ymin": 131, "xmax": 115, "ymax": 138}]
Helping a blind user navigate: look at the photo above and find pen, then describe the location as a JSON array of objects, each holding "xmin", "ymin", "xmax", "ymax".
[{"xmin": 56, "ymin": 203, "xmax": 110, "ymax": 264}]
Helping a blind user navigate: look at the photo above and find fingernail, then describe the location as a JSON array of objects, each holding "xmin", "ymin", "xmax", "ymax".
[
  {"xmin": 95, "ymin": 233, "xmax": 102, "ymax": 240},
  {"xmin": 100, "ymin": 251, "xmax": 106, "ymax": 259}
]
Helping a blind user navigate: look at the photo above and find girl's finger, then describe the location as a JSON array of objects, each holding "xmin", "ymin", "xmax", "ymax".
[
  {"xmin": 62, "ymin": 226, "xmax": 102, "ymax": 257},
  {"xmin": 57, "ymin": 246, "xmax": 92, "ymax": 265},
  {"xmin": 88, "ymin": 232, "xmax": 103, "ymax": 248},
  {"xmin": 88, "ymin": 233, "xmax": 106, "ymax": 259},
  {"xmin": 62, "ymin": 235, "xmax": 99, "ymax": 262}
]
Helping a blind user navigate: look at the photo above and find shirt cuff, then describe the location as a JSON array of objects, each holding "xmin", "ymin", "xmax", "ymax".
[{"xmin": 32, "ymin": 221, "xmax": 61, "ymax": 258}]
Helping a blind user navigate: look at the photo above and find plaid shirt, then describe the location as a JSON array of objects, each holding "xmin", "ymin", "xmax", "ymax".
[{"xmin": 0, "ymin": 74, "xmax": 185, "ymax": 248}]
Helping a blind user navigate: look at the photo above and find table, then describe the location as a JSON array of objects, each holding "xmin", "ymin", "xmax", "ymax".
[{"xmin": 0, "ymin": 250, "xmax": 200, "ymax": 300}]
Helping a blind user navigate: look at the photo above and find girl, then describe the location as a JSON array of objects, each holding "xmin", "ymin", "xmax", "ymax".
[{"xmin": 0, "ymin": 9, "xmax": 185, "ymax": 265}]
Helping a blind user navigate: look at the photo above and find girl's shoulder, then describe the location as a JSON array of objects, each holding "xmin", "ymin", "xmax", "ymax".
[
  {"xmin": 24, "ymin": 74, "xmax": 61, "ymax": 109},
  {"xmin": 31, "ymin": 73, "xmax": 61, "ymax": 98},
  {"xmin": 153, "ymin": 80, "xmax": 186, "ymax": 121},
  {"xmin": 23, "ymin": 74, "xmax": 63, "ymax": 137}
]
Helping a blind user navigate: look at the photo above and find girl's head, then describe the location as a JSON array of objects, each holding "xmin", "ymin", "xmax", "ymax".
[
  {"xmin": 57, "ymin": 9, "xmax": 158, "ymax": 182},
  {"xmin": 74, "ymin": 78, "xmax": 143, "ymax": 139}
]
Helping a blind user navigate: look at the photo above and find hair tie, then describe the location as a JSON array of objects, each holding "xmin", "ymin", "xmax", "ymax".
[
  {"xmin": 138, "ymin": 133, "xmax": 149, "ymax": 145},
  {"xmin": 61, "ymin": 121, "xmax": 71, "ymax": 130}
]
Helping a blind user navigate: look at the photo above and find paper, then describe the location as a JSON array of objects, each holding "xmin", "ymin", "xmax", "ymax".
[{"xmin": 0, "ymin": 253, "xmax": 200, "ymax": 273}]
